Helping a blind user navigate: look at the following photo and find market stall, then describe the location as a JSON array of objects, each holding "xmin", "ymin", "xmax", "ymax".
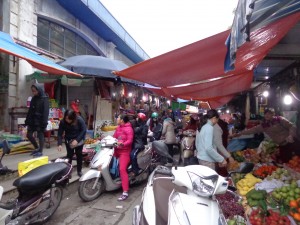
[{"xmin": 218, "ymin": 140, "xmax": 300, "ymax": 225}]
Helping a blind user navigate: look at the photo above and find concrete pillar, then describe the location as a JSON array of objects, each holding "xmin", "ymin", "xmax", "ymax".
[{"xmin": 107, "ymin": 42, "xmax": 116, "ymax": 59}]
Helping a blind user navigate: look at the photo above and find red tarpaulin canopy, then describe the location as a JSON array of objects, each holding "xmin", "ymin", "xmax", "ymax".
[{"xmin": 115, "ymin": 12, "xmax": 300, "ymax": 108}]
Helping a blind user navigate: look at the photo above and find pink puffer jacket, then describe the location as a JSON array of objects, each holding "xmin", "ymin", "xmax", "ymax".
[{"xmin": 113, "ymin": 122, "xmax": 134, "ymax": 154}]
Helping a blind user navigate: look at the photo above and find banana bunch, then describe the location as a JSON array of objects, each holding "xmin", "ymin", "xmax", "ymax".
[{"xmin": 236, "ymin": 173, "xmax": 262, "ymax": 196}]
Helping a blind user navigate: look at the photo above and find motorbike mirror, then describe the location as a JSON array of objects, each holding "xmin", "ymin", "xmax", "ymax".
[{"xmin": 152, "ymin": 141, "xmax": 174, "ymax": 161}]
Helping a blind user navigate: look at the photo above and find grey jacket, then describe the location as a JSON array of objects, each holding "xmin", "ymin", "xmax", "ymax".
[{"xmin": 162, "ymin": 118, "xmax": 177, "ymax": 144}]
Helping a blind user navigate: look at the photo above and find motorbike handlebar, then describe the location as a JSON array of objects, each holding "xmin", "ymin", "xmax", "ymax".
[{"xmin": 156, "ymin": 168, "xmax": 173, "ymax": 176}]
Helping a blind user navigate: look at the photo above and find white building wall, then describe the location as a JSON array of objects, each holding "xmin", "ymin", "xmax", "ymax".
[{"xmin": 1, "ymin": 0, "xmax": 136, "ymax": 131}]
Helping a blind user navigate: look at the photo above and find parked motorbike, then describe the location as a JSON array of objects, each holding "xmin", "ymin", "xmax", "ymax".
[
  {"xmin": 0, "ymin": 162, "xmax": 72, "ymax": 225},
  {"xmin": 0, "ymin": 140, "xmax": 14, "ymax": 175},
  {"xmin": 180, "ymin": 129, "xmax": 196, "ymax": 166},
  {"xmin": 132, "ymin": 160, "xmax": 254, "ymax": 225},
  {"xmin": 78, "ymin": 135, "xmax": 153, "ymax": 202}
]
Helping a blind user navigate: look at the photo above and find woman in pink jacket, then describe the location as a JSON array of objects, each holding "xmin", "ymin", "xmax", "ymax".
[{"xmin": 113, "ymin": 114, "xmax": 134, "ymax": 201}]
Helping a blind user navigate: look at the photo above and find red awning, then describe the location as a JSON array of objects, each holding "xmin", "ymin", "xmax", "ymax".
[{"xmin": 115, "ymin": 12, "xmax": 300, "ymax": 107}]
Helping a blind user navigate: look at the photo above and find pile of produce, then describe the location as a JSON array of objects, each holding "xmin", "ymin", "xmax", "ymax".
[
  {"xmin": 236, "ymin": 173, "xmax": 262, "ymax": 196},
  {"xmin": 285, "ymin": 156, "xmax": 300, "ymax": 174},
  {"xmin": 84, "ymin": 138, "xmax": 98, "ymax": 145},
  {"xmin": 246, "ymin": 189, "xmax": 267, "ymax": 207},
  {"xmin": 252, "ymin": 165, "xmax": 277, "ymax": 179},
  {"xmin": 232, "ymin": 149, "xmax": 260, "ymax": 163},
  {"xmin": 216, "ymin": 141, "xmax": 300, "ymax": 225},
  {"xmin": 216, "ymin": 192, "xmax": 245, "ymax": 219},
  {"xmin": 248, "ymin": 208, "xmax": 291, "ymax": 225},
  {"xmin": 258, "ymin": 140, "xmax": 279, "ymax": 163}
]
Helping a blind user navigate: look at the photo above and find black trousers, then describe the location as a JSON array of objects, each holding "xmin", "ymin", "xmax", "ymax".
[
  {"xmin": 166, "ymin": 143, "xmax": 174, "ymax": 163},
  {"xmin": 66, "ymin": 143, "xmax": 83, "ymax": 173},
  {"xmin": 26, "ymin": 126, "xmax": 45, "ymax": 153}
]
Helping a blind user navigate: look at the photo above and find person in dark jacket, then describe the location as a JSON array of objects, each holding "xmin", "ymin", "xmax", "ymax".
[
  {"xmin": 57, "ymin": 109, "xmax": 86, "ymax": 177},
  {"xmin": 25, "ymin": 84, "xmax": 49, "ymax": 157},
  {"xmin": 130, "ymin": 113, "xmax": 148, "ymax": 176}
]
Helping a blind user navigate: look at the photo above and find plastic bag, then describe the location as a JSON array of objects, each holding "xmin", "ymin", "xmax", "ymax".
[{"xmin": 18, "ymin": 156, "xmax": 49, "ymax": 177}]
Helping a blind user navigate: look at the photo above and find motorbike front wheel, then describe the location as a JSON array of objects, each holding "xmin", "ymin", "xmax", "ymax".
[{"xmin": 78, "ymin": 178, "xmax": 105, "ymax": 202}]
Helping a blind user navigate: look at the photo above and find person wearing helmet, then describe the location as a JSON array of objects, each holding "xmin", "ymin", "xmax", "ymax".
[
  {"xmin": 147, "ymin": 111, "xmax": 163, "ymax": 141},
  {"xmin": 130, "ymin": 113, "xmax": 149, "ymax": 176},
  {"xmin": 183, "ymin": 114, "xmax": 199, "ymax": 131}
]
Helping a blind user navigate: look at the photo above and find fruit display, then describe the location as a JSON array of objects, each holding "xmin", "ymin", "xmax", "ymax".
[
  {"xmin": 265, "ymin": 167, "xmax": 293, "ymax": 183},
  {"xmin": 232, "ymin": 173, "xmax": 246, "ymax": 185},
  {"xmin": 228, "ymin": 161, "xmax": 240, "ymax": 171},
  {"xmin": 253, "ymin": 165, "xmax": 277, "ymax": 179},
  {"xmin": 289, "ymin": 198, "xmax": 300, "ymax": 222},
  {"xmin": 232, "ymin": 149, "xmax": 260, "ymax": 163},
  {"xmin": 246, "ymin": 189, "xmax": 267, "ymax": 207},
  {"xmin": 216, "ymin": 192, "xmax": 245, "ymax": 219},
  {"xmin": 227, "ymin": 216, "xmax": 246, "ymax": 225},
  {"xmin": 271, "ymin": 181, "xmax": 300, "ymax": 205},
  {"xmin": 285, "ymin": 156, "xmax": 300, "ymax": 174},
  {"xmin": 248, "ymin": 208, "xmax": 291, "ymax": 225},
  {"xmin": 236, "ymin": 173, "xmax": 262, "ymax": 196},
  {"xmin": 257, "ymin": 140, "xmax": 279, "ymax": 163},
  {"xmin": 215, "ymin": 146, "xmax": 300, "ymax": 225},
  {"xmin": 84, "ymin": 138, "xmax": 97, "ymax": 145}
]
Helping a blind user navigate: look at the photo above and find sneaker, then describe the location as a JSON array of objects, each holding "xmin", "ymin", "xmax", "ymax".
[
  {"xmin": 118, "ymin": 192, "xmax": 128, "ymax": 201},
  {"xmin": 77, "ymin": 172, "xmax": 83, "ymax": 177},
  {"xmin": 129, "ymin": 171, "xmax": 136, "ymax": 178},
  {"xmin": 32, "ymin": 152, "xmax": 43, "ymax": 157},
  {"xmin": 30, "ymin": 149, "xmax": 39, "ymax": 155}
]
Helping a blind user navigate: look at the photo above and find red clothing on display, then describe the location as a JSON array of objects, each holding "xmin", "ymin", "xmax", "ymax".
[{"xmin": 70, "ymin": 101, "xmax": 80, "ymax": 114}]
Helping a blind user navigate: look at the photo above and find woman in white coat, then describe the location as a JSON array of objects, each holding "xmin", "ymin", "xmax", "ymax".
[{"xmin": 162, "ymin": 116, "xmax": 177, "ymax": 164}]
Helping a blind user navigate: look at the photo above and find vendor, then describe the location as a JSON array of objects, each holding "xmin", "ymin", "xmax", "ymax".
[{"xmin": 233, "ymin": 108, "xmax": 299, "ymax": 163}]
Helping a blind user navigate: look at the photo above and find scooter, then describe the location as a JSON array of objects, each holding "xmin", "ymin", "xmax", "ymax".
[
  {"xmin": 78, "ymin": 135, "xmax": 153, "ymax": 202},
  {"xmin": 0, "ymin": 162, "xmax": 72, "ymax": 225},
  {"xmin": 180, "ymin": 129, "xmax": 196, "ymax": 166},
  {"xmin": 0, "ymin": 140, "xmax": 14, "ymax": 175},
  {"xmin": 132, "ymin": 155, "xmax": 254, "ymax": 225}
]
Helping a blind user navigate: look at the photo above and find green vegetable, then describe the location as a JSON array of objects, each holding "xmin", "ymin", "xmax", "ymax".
[
  {"xmin": 248, "ymin": 199, "xmax": 258, "ymax": 207},
  {"xmin": 258, "ymin": 200, "xmax": 268, "ymax": 213},
  {"xmin": 246, "ymin": 189, "xmax": 267, "ymax": 200}
]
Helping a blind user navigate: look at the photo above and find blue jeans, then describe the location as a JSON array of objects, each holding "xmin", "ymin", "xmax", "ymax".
[{"xmin": 130, "ymin": 148, "xmax": 142, "ymax": 175}]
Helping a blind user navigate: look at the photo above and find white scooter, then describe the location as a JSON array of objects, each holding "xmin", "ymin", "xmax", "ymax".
[
  {"xmin": 78, "ymin": 136, "xmax": 153, "ymax": 202},
  {"xmin": 0, "ymin": 186, "xmax": 12, "ymax": 225},
  {"xmin": 132, "ymin": 160, "xmax": 254, "ymax": 225},
  {"xmin": 180, "ymin": 129, "xmax": 196, "ymax": 166}
]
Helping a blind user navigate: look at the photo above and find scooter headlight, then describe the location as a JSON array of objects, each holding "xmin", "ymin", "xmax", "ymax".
[{"xmin": 188, "ymin": 172, "xmax": 218, "ymax": 197}]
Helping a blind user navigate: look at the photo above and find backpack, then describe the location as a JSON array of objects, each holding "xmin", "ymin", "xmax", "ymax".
[{"xmin": 109, "ymin": 156, "xmax": 119, "ymax": 178}]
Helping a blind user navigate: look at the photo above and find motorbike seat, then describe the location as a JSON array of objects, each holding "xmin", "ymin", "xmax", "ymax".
[
  {"xmin": 13, "ymin": 162, "xmax": 70, "ymax": 190},
  {"xmin": 153, "ymin": 174, "xmax": 187, "ymax": 225}
]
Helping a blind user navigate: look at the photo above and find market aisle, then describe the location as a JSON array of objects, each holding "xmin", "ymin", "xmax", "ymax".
[{"xmin": 3, "ymin": 145, "xmax": 69, "ymax": 171}]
